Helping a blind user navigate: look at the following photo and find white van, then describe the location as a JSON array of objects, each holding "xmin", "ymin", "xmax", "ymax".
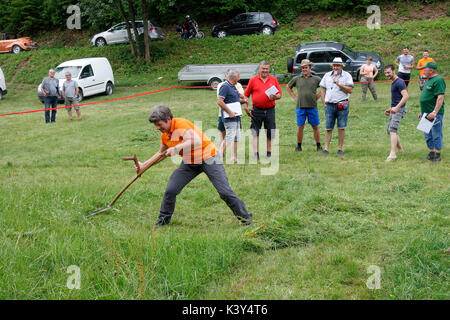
[
  {"xmin": 0, "ymin": 66, "xmax": 7, "ymax": 100},
  {"xmin": 38, "ymin": 57, "xmax": 114, "ymax": 102}
]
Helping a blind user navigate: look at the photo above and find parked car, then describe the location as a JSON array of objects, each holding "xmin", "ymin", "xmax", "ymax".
[
  {"xmin": 178, "ymin": 63, "xmax": 261, "ymax": 88},
  {"xmin": 37, "ymin": 57, "xmax": 115, "ymax": 103},
  {"xmin": 0, "ymin": 66, "xmax": 7, "ymax": 100},
  {"xmin": 211, "ymin": 12, "xmax": 280, "ymax": 38},
  {"xmin": 90, "ymin": 21, "xmax": 164, "ymax": 46},
  {"xmin": 287, "ymin": 42, "xmax": 384, "ymax": 81},
  {"xmin": 0, "ymin": 33, "xmax": 39, "ymax": 54}
]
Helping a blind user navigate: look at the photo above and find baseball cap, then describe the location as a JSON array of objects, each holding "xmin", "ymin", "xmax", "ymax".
[{"xmin": 421, "ymin": 61, "xmax": 437, "ymax": 70}]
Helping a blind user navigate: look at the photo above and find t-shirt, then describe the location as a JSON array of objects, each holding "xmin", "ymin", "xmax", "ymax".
[
  {"xmin": 319, "ymin": 70, "xmax": 354, "ymax": 103},
  {"xmin": 41, "ymin": 77, "xmax": 59, "ymax": 97},
  {"xmin": 217, "ymin": 81, "xmax": 244, "ymax": 117},
  {"xmin": 63, "ymin": 80, "xmax": 78, "ymax": 98},
  {"xmin": 396, "ymin": 55, "xmax": 414, "ymax": 74},
  {"xmin": 161, "ymin": 118, "xmax": 217, "ymax": 164},
  {"xmin": 287, "ymin": 74, "xmax": 321, "ymax": 109},
  {"xmin": 391, "ymin": 77, "xmax": 407, "ymax": 108},
  {"xmin": 417, "ymin": 57, "xmax": 435, "ymax": 76},
  {"xmin": 420, "ymin": 75, "xmax": 446, "ymax": 115},
  {"xmin": 244, "ymin": 74, "xmax": 281, "ymax": 108}
]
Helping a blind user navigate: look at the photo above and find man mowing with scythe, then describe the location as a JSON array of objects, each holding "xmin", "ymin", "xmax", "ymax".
[{"xmin": 137, "ymin": 104, "xmax": 253, "ymax": 228}]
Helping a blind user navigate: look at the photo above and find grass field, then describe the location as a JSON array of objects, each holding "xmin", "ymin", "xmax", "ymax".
[{"xmin": 0, "ymin": 78, "xmax": 448, "ymax": 299}]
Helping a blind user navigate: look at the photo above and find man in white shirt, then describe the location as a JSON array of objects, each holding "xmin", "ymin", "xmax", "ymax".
[
  {"xmin": 319, "ymin": 57, "xmax": 354, "ymax": 157},
  {"xmin": 395, "ymin": 46, "xmax": 415, "ymax": 89}
]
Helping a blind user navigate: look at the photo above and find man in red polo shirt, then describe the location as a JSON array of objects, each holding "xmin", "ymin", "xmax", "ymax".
[{"xmin": 244, "ymin": 60, "xmax": 282, "ymax": 160}]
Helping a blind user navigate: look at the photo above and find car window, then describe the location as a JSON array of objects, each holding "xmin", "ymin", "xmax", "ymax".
[
  {"xmin": 233, "ymin": 14, "xmax": 247, "ymax": 23},
  {"xmin": 111, "ymin": 23, "xmax": 126, "ymax": 31},
  {"xmin": 80, "ymin": 65, "xmax": 94, "ymax": 79},
  {"xmin": 135, "ymin": 22, "xmax": 144, "ymax": 28},
  {"xmin": 342, "ymin": 45, "xmax": 357, "ymax": 59},
  {"xmin": 295, "ymin": 53, "xmax": 307, "ymax": 64},
  {"xmin": 329, "ymin": 51, "xmax": 350, "ymax": 62},
  {"xmin": 55, "ymin": 66, "xmax": 82, "ymax": 79},
  {"xmin": 247, "ymin": 13, "xmax": 260, "ymax": 23},
  {"xmin": 308, "ymin": 51, "xmax": 331, "ymax": 63}
]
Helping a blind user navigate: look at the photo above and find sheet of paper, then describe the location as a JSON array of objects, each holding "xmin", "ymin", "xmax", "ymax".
[
  {"xmin": 223, "ymin": 102, "xmax": 242, "ymax": 118},
  {"xmin": 416, "ymin": 113, "xmax": 436, "ymax": 134},
  {"xmin": 265, "ymin": 85, "xmax": 279, "ymax": 98}
]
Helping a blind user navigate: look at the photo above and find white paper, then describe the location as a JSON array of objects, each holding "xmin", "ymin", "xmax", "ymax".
[
  {"xmin": 223, "ymin": 102, "xmax": 242, "ymax": 118},
  {"xmin": 265, "ymin": 85, "xmax": 279, "ymax": 98},
  {"xmin": 416, "ymin": 113, "xmax": 436, "ymax": 134}
]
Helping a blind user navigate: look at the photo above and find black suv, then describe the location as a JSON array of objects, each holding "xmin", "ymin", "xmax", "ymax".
[
  {"xmin": 287, "ymin": 42, "xmax": 384, "ymax": 80},
  {"xmin": 211, "ymin": 12, "xmax": 280, "ymax": 38}
]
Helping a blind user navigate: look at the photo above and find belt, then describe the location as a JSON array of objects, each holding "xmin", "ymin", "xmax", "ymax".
[
  {"xmin": 253, "ymin": 106, "xmax": 275, "ymax": 110},
  {"xmin": 327, "ymin": 100, "xmax": 348, "ymax": 105}
]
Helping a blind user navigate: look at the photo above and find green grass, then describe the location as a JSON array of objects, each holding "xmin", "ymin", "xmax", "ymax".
[
  {"xmin": 0, "ymin": 18, "xmax": 449, "ymax": 87},
  {"xmin": 0, "ymin": 77, "xmax": 448, "ymax": 299}
]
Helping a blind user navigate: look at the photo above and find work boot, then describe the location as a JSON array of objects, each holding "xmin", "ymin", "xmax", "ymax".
[
  {"xmin": 426, "ymin": 151, "xmax": 436, "ymax": 161},
  {"xmin": 240, "ymin": 212, "xmax": 253, "ymax": 226},
  {"xmin": 153, "ymin": 217, "xmax": 170, "ymax": 229},
  {"xmin": 432, "ymin": 153, "xmax": 441, "ymax": 162}
]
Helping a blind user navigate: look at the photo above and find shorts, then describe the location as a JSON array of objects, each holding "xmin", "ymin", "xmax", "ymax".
[
  {"xmin": 397, "ymin": 72, "xmax": 411, "ymax": 87},
  {"xmin": 296, "ymin": 108, "xmax": 320, "ymax": 127},
  {"xmin": 250, "ymin": 106, "xmax": 276, "ymax": 139},
  {"xmin": 419, "ymin": 75, "xmax": 427, "ymax": 91},
  {"xmin": 65, "ymin": 97, "xmax": 80, "ymax": 111},
  {"xmin": 325, "ymin": 103, "xmax": 349, "ymax": 130},
  {"xmin": 217, "ymin": 116, "xmax": 225, "ymax": 132},
  {"xmin": 223, "ymin": 117, "xmax": 241, "ymax": 143},
  {"xmin": 387, "ymin": 107, "xmax": 406, "ymax": 134}
]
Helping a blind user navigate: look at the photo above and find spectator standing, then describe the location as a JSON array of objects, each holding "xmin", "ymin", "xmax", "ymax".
[
  {"xmin": 286, "ymin": 59, "xmax": 323, "ymax": 152},
  {"xmin": 416, "ymin": 50, "xmax": 435, "ymax": 91},
  {"xmin": 62, "ymin": 72, "xmax": 81, "ymax": 121},
  {"xmin": 395, "ymin": 46, "xmax": 415, "ymax": 89},
  {"xmin": 383, "ymin": 65, "xmax": 409, "ymax": 161},
  {"xmin": 359, "ymin": 56, "xmax": 378, "ymax": 101},
  {"xmin": 244, "ymin": 60, "xmax": 282, "ymax": 161},
  {"xmin": 41, "ymin": 69, "xmax": 60, "ymax": 123},
  {"xmin": 319, "ymin": 57, "xmax": 354, "ymax": 157},
  {"xmin": 419, "ymin": 62, "xmax": 445, "ymax": 162}
]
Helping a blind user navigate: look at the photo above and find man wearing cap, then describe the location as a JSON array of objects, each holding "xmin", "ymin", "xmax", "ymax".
[
  {"xmin": 395, "ymin": 46, "xmax": 415, "ymax": 89},
  {"xmin": 418, "ymin": 61, "xmax": 445, "ymax": 162},
  {"xmin": 319, "ymin": 57, "xmax": 354, "ymax": 157},
  {"xmin": 286, "ymin": 59, "xmax": 323, "ymax": 152}
]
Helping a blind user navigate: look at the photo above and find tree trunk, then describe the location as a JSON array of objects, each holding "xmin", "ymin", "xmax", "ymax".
[
  {"xmin": 116, "ymin": 0, "xmax": 136, "ymax": 58},
  {"xmin": 141, "ymin": 0, "xmax": 150, "ymax": 62},
  {"xmin": 128, "ymin": 0, "xmax": 141, "ymax": 58}
]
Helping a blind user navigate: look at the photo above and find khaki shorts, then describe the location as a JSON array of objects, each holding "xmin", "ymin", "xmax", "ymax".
[{"xmin": 65, "ymin": 97, "xmax": 80, "ymax": 111}]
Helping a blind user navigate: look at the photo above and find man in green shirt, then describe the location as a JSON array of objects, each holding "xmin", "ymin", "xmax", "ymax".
[
  {"xmin": 419, "ymin": 61, "xmax": 445, "ymax": 162},
  {"xmin": 287, "ymin": 59, "xmax": 323, "ymax": 152}
]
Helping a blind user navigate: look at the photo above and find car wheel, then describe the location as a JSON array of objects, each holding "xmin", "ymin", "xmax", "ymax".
[
  {"xmin": 217, "ymin": 30, "xmax": 227, "ymax": 38},
  {"xmin": 208, "ymin": 78, "xmax": 221, "ymax": 90},
  {"xmin": 287, "ymin": 57, "xmax": 294, "ymax": 73},
  {"xmin": 261, "ymin": 26, "xmax": 273, "ymax": 35},
  {"xmin": 95, "ymin": 37, "xmax": 106, "ymax": 47},
  {"xmin": 77, "ymin": 90, "xmax": 84, "ymax": 102},
  {"xmin": 105, "ymin": 82, "xmax": 113, "ymax": 95},
  {"xmin": 12, "ymin": 45, "xmax": 22, "ymax": 54}
]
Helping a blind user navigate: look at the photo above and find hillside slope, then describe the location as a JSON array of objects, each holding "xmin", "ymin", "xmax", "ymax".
[{"xmin": 0, "ymin": 18, "xmax": 448, "ymax": 87}]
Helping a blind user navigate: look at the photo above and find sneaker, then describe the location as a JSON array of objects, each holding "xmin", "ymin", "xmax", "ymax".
[
  {"xmin": 432, "ymin": 153, "xmax": 441, "ymax": 162},
  {"xmin": 322, "ymin": 150, "xmax": 329, "ymax": 155},
  {"xmin": 426, "ymin": 152, "xmax": 435, "ymax": 161},
  {"xmin": 295, "ymin": 146, "xmax": 302, "ymax": 152},
  {"xmin": 316, "ymin": 145, "xmax": 323, "ymax": 151},
  {"xmin": 337, "ymin": 150, "xmax": 344, "ymax": 157},
  {"xmin": 241, "ymin": 212, "xmax": 253, "ymax": 226}
]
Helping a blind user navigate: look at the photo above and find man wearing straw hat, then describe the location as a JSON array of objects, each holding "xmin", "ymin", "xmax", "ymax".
[
  {"xmin": 286, "ymin": 59, "xmax": 323, "ymax": 152},
  {"xmin": 319, "ymin": 57, "xmax": 354, "ymax": 157}
]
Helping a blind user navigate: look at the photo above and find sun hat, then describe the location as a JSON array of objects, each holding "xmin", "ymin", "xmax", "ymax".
[
  {"xmin": 331, "ymin": 57, "xmax": 344, "ymax": 66},
  {"xmin": 300, "ymin": 59, "xmax": 313, "ymax": 67}
]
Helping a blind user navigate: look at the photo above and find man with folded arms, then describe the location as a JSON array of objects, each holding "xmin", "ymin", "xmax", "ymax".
[
  {"xmin": 319, "ymin": 57, "xmax": 354, "ymax": 157},
  {"xmin": 286, "ymin": 59, "xmax": 323, "ymax": 152}
]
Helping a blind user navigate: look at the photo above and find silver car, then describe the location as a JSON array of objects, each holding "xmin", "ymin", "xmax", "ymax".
[{"xmin": 90, "ymin": 21, "xmax": 164, "ymax": 46}]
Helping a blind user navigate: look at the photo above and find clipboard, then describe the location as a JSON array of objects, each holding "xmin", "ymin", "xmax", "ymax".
[
  {"xmin": 416, "ymin": 113, "xmax": 436, "ymax": 134},
  {"xmin": 222, "ymin": 102, "xmax": 242, "ymax": 118}
]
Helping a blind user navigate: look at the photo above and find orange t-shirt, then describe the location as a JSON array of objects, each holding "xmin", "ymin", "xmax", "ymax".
[
  {"xmin": 161, "ymin": 118, "xmax": 216, "ymax": 164},
  {"xmin": 417, "ymin": 57, "xmax": 435, "ymax": 76}
]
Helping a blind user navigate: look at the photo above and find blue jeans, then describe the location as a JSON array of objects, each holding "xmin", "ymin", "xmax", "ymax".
[
  {"xmin": 44, "ymin": 96, "xmax": 58, "ymax": 123},
  {"xmin": 325, "ymin": 103, "xmax": 349, "ymax": 130},
  {"xmin": 424, "ymin": 114, "xmax": 443, "ymax": 150}
]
